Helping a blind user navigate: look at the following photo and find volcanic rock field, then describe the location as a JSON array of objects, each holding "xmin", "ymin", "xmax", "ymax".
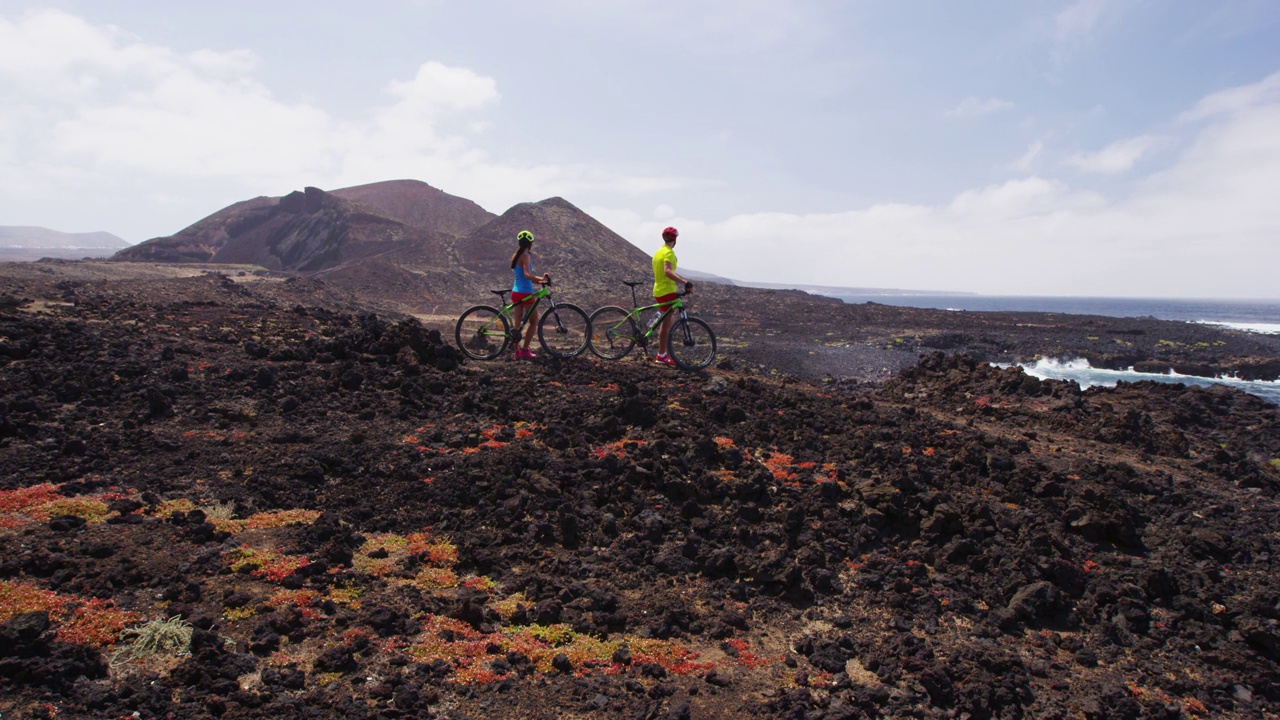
[{"xmin": 1, "ymin": 267, "xmax": 1279, "ymax": 719}]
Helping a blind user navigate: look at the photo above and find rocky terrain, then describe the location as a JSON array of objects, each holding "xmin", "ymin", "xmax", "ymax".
[
  {"xmin": 2, "ymin": 261, "xmax": 1279, "ymax": 719},
  {"xmin": 105, "ymin": 180, "xmax": 1280, "ymax": 386}
]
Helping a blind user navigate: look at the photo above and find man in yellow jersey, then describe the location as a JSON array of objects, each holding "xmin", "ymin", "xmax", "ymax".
[{"xmin": 652, "ymin": 226, "xmax": 693, "ymax": 366}]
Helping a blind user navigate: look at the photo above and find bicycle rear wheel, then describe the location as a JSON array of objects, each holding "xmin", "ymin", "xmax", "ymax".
[
  {"xmin": 538, "ymin": 303, "xmax": 590, "ymax": 358},
  {"xmin": 588, "ymin": 306, "xmax": 638, "ymax": 360},
  {"xmin": 455, "ymin": 305, "xmax": 510, "ymax": 360},
  {"xmin": 669, "ymin": 317, "xmax": 716, "ymax": 370}
]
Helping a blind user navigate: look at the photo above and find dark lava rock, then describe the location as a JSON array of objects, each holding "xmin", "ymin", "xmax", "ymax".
[
  {"xmin": 313, "ymin": 644, "xmax": 358, "ymax": 674},
  {"xmin": 47, "ymin": 515, "xmax": 85, "ymax": 532},
  {"xmin": 1007, "ymin": 580, "xmax": 1071, "ymax": 625},
  {"xmin": 0, "ymin": 611, "xmax": 51, "ymax": 649}
]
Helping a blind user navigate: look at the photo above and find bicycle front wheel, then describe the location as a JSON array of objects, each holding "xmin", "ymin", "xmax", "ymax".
[
  {"xmin": 588, "ymin": 306, "xmax": 637, "ymax": 360},
  {"xmin": 669, "ymin": 317, "xmax": 717, "ymax": 370},
  {"xmin": 538, "ymin": 303, "xmax": 590, "ymax": 359},
  {"xmin": 455, "ymin": 305, "xmax": 510, "ymax": 360}
]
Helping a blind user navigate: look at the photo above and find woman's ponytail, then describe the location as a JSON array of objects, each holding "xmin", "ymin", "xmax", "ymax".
[{"xmin": 510, "ymin": 230, "xmax": 534, "ymax": 269}]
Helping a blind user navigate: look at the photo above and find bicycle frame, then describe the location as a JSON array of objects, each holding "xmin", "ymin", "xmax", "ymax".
[
  {"xmin": 607, "ymin": 285, "xmax": 687, "ymax": 345},
  {"xmin": 457, "ymin": 278, "xmax": 591, "ymax": 361},
  {"xmin": 489, "ymin": 285, "xmax": 552, "ymax": 335},
  {"xmin": 589, "ymin": 281, "xmax": 716, "ymax": 368}
]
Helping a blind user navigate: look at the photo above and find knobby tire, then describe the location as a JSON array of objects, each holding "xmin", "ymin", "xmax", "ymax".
[
  {"xmin": 455, "ymin": 305, "xmax": 510, "ymax": 360},
  {"xmin": 537, "ymin": 303, "xmax": 590, "ymax": 359},
  {"xmin": 669, "ymin": 317, "xmax": 716, "ymax": 370},
  {"xmin": 588, "ymin": 306, "xmax": 637, "ymax": 360}
]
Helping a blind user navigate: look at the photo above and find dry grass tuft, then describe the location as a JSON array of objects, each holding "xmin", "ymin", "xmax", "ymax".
[{"xmin": 111, "ymin": 616, "xmax": 193, "ymax": 666}]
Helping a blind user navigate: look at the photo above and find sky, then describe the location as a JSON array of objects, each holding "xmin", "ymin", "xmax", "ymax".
[{"xmin": 2, "ymin": 1, "xmax": 1280, "ymax": 298}]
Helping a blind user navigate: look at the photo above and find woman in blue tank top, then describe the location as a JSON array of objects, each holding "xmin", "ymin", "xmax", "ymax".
[{"xmin": 510, "ymin": 230, "xmax": 549, "ymax": 359}]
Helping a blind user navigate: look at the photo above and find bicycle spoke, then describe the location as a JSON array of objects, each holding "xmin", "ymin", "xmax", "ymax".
[
  {"xmin": 454, "ymin": 306, "xmax": 509, "ymax": 360},
  {"xmin": 538, "ymin": 303, "xmax": 590, "ymax": 358},
  {"xmin": 668, "ymin": 317, "xmax": 716, "ymax": 370},
  {"xmin": 588, "ymin": 306, "xmax": 637, "ymax": 360}
]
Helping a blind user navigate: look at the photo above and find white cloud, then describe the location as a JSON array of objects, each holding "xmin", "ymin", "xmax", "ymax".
[
  {"xmin": 948, "ymin": 176, "xmax": 1104, "ymax": 217},
  {"xmin": 604, "ymin": 74, "xmax": 1280, "ymax": 298},
  {"xmin": 0, "ymin": 10, "xmax": 126, "ymax": 97},
  {"xmin": 50, "ymin": 75, "xmax": 338, "ymax": 181},
  {"xmin": 1008, "ymin": 141, "xmax": 1044, "ymax": 172},
  {"xmin": 0, "ymin": 9, "xmax": 688, "ymax": 237},
  {"xmin": 1180, "ymin": 69, "xmax": 1280, "ymax": 122},
  {"xmin": 944, "ymin": 96, "xmax": 1015, "ymax": 118},
  {"xmin": 1066, "ymin": 135, "xmax": 1159, "ymax": 174},
  {"xmin": 384, "ymin": 62, "xmax": 498, "ymax": 116}
]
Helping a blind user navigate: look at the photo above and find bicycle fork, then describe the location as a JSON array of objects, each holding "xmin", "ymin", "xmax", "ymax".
[
  {"xmin": 545, "ymin": 299, "xmax": 570, "ymax": 334},
  {"xmin": 676, "ymin": 310, "xmax": 697, "ymax": 348}
]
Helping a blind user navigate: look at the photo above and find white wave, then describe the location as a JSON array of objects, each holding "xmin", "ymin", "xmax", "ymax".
[
  {"xmin": 1001, "ymin": 357, "xmax": 1280, "ymax": 405},
  {"xmin": 1191, "ymin": 320, "xmax": 1280, "ymax": 335}
]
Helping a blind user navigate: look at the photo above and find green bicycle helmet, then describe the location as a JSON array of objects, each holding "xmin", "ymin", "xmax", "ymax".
[{"xmin": 517, "ymin": 230, "xmax": 534, "ymax": 244}]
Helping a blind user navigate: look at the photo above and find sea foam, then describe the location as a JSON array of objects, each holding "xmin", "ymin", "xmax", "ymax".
[
  {"xmin": 1004, "ymin": 357, "xmax": 1280, "ymax": 406},
  {"xmin": 1192, "ymin": 320, "xmax": 1280, "ymax": 335}
]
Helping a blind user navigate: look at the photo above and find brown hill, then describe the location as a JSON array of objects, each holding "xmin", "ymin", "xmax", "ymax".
[
  {"xmin": 112, "ymin": 185, "xmax": 664, "ymax": 317},
  {"xmin": 452, "ymin": 197, "xmax": 655, "ymax": 306},
  {"xmin": 112, "ymin": 185, "xmax": 464, "ymax": 273},
  {"xmin": 112, "ymin": 196, "xmax": 277, "ymax": 264},
  {"xmin": 330, "ymin": 179, "xmax": 495, "ymax": 237}
]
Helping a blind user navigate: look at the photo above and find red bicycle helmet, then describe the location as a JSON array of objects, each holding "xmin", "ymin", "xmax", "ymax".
[{"xmin": 662, "ymin": 226, "xmax": 679, "ymax": 240}]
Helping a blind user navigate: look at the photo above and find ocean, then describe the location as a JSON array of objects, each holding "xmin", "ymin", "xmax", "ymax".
[{"xmin": 834, "ymin": 294, "xmax": 1280, "ymax": 405}]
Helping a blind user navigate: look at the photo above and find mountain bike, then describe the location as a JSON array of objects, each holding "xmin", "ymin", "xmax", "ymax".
[
  {"xmin": 455, "ymin": 279, "xmax": 590, "ymax": 360},
  {"xmin": 588, "ymin": 281, "xmax": 717, "ymax": 370}
]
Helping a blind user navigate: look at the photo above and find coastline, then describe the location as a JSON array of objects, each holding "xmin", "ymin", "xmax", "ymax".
[{"xmin": 829, "ymin": 293, "xmax": 1280, "ymax": 327}]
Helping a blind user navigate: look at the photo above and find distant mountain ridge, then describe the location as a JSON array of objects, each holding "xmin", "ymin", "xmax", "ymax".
[
  {"xmin": 111, "ymin": 179, "xmax": 662, "ymax": 313},
  {"xmin": 102, "ymin": 179, "xmax": 962, "ymax": 318},
  {"xmin": 0, "ymin": 226, "xmax": 129, "ymax": 261},
  {"xmin": 113, "ymin": 181, "xmax": 481, "ymax": 272}
]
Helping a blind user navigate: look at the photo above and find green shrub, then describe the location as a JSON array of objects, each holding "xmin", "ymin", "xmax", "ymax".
[{"xmin": 111, "ymin": 615, "xmax": 193, "ymax": 666}]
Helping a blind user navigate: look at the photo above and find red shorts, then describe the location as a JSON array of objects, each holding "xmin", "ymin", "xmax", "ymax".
[
  {"xmin": 511, "ymin": 292, "xmax": 535, "ymax": 306},
  {"xmin": 654, "ymin": 293, "xmax": 678, "ymax": 308}
]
